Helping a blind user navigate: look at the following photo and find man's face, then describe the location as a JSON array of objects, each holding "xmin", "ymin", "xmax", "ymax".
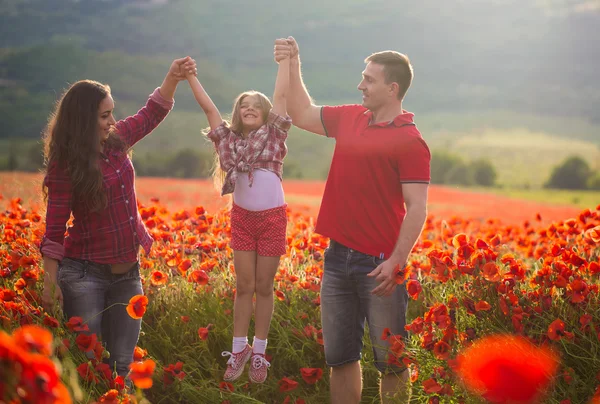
[{"xmin": 357, "ymin": 62, "xmax": 394, "ymax": 111}]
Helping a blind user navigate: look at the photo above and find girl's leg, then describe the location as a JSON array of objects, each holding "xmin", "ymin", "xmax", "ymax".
[
  {"xmin": 253, "ymin": 255, "xmax": 280, "ymax": 340},
  {"xmin": 223, "ymin": 250, "xmax": 257, "ymax": 382},
  {"xmin": 233, "ymin": 250, "xmax": 257, "ymax": 339}
]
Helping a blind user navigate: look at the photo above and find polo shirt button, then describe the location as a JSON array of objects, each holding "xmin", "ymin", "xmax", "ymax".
[
  {"xmin": 125, "ymin": 200, "xmax": 129, "ymax": 203},
  {"xmin": 105, "ymin": 159, "xmax": 109, "ymax": 163},
  {"xmin": 121, "ymin": 185, "xmax": 125, "ymax": 188},
  {"xmin": 134, "ymin": 232, "xmax": 137, "ymax": 236},
  {"xmin": 129, "ymin": 216, "xmax": 133, "ymax": 220},
  {"xmin": 116, "ymin": 169, "xmax": 120, "ymax": 173}
]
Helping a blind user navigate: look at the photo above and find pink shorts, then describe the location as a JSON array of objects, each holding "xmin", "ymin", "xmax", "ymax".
[{"xmin": 230, "ymin": 203, "xmax": 287, "ymax": 256}]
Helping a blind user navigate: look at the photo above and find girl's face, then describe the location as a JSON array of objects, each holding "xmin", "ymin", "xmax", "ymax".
[
  {"xmin": 97, "ymin": 95, "xmax": 116, "ymax": 145},
  {"xmin": 239, "ymin": 94, "xmax": 265, "ymax": 133}
]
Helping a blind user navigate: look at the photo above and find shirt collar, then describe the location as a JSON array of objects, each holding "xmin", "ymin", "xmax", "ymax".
[{"xmin": 364, "ymin": 109, "xmax": 415, "ymax": 127}]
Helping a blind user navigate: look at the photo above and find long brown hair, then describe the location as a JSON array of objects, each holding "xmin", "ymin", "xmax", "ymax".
[
  {"xmin": 210, "ymin": 91, "xmax": 272, "ymax": 192},
  {"xmin": 42, "ymin": 80, "xmax": 126, "ymax": 212}
]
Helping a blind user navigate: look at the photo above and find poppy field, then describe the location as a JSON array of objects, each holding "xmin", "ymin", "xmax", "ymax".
[{"xmin": 1, "ymin": 172, "xmax": 600, "ymax": 403}]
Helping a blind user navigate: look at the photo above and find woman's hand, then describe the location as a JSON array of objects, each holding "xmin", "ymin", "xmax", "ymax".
[
  {"xmin": 169, "ymin": 56, "xmax": 198, "ymax": 81},
  {"xmin": 42, "ymin": 257, "xmax": 63, "ymax": 314},
  {"xmin": 273, "ymin": 38, "xmax": 291, "ymax": 64}
]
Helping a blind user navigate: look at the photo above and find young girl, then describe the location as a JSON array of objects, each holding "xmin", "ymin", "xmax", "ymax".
[
  {"xmin": 186, "ymin": 46, "xmax": 292, "ymax": 383},
  {"xmin": 41, "ymin": 57, "xmax": 197, "ymax": 378}
]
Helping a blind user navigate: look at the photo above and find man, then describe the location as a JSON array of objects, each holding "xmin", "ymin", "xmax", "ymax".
[{"xmin": 274, "ymin": 37, "xmax": 430, "ymax": 403}]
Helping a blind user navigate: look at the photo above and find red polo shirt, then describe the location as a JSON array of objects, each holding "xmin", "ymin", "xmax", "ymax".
[{"xmin": 316, "ymin": 104, "xmax": 430, "ymax": 259}]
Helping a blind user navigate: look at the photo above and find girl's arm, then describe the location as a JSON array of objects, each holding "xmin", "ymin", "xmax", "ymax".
[
  {"xmin": 272, "ymin": 53, "xmax": 290, "ymax": 117},
  {"xmin": 186, "ymin": 75, "xmax": 223, "ymax": 131}
]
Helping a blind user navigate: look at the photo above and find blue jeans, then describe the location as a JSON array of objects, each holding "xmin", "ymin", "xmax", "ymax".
[
  {"xmin": 58, "ymin": 257, "xmax": 143, "ymax": 377},
  {"xmin": 320, "ymin": 240, "xmax": 409, "ymax": 374}
]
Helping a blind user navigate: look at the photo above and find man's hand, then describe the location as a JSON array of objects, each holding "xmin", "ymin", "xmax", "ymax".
[
  {"xmin": 274, "ymin": 38, "xmax": 291, "ymax": 63},
  {"xmin": 367, "ymin": 259, "xmax": 404, "ymax": 296},
  {"xmin": 287, "ymin": 36, "xmax": 299, "ymax": 59},
  {"xmin": 169, "ymin": 56, "xmax": 198, "ymax": 81}
]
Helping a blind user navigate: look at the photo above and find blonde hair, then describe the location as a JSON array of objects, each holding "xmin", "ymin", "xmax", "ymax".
[
  {"xmin": 210, "ymin": 91, "xmax": 273, "ymax": 193},
  {"xmin": 365, "ymin": 51, "xmax": 413, "ymax": 100}
]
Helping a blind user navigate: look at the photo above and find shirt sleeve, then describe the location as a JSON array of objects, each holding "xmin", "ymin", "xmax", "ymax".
[
  {"xmin": 396, "ymin": 136, "xmax": 431, "ymax": 183},
  {"xmin": 207, "ymin": 121, "xmax": 231, "ymax": 146},
  {"xmin": 266, "ymin": 110, "xmax": 292, "ymax": 135},
  {"xmin": 114, "ymin": 87, "xmax": 173, "ymax": 148},
  {"xmin": 320, "ymin": 104, "xmax": 363, "ymax": 139},
  {"xmin": 40, "ymin": 163, "xmax": 72, "ymax": 260}
]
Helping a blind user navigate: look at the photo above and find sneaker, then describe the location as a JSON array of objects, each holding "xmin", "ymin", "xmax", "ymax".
[
  {"xmin": 248, "ymin": 353, "xmax": 271, "ymax": 384},
  {"xmin": 222, "ymin": 344, "xmax": 252, "ymax": 381}
]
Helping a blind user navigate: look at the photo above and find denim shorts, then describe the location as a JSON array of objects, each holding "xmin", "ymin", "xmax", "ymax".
[{"xmin": 320, "ymin": 240, "xmax": 409, "ymax": 374}]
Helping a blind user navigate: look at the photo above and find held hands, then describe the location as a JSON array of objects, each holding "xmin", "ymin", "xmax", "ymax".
[
  {"xmin": 367, "ymin": 259, "xmax": 405, "ymax": 296},
  {"xmin": 168, "ymin": 56, "xmax": 198, "ymax": 81},
  {"xmin": 273, "ymin": 36, "xmax": 298, "ymax": 63}
]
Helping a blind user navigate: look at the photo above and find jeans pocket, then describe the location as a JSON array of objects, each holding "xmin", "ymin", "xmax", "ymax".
[
  {"xmin": 371, "ymin": 255, "xmax": 385, "ymax": 267},
  {"xmin": 58, "ymin": 259, "xmax": 86, "ymax": 283}
]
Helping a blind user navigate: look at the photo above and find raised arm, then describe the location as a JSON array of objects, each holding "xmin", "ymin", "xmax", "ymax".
[
  {"xmin": 272, "ymin": 44, "xmax": 290, "ymax": 116},
  {"xmin": 186, "ymin": 75, "xmax": 223, "ymax": 131},
  {"xmin": 275, "ymin": 37, "xmax": 325, "ymax": 135}
]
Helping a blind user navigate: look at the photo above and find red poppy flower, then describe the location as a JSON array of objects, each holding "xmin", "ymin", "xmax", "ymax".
[
  {"xmin": 98, "ymin": 389, "xmax": 120, "ymax": 403},
  {"xmin": 278, "ymin": 377, "xmax": 299, "ymax": 392},
  {"xmin": 12, "ymin": 324, "xmax": 53, "ymax": 356},
  {"xmin": 129, "ymin": 359, "xmax": 156, "ymax": 389},
  {"xmin": 66, "ymin": 317, "xmax": 89, "ymax": 332},
  {"xmin": 475, "ymin": 300, "xmax": 491, "ymax": 312},
  {"xmin": 189, "ymin": 270, "xmax": 209, "ymax": 285},
  {"xmin": 454, "ymin": 335, "xmax": 559, "ymax": 403},
  {"xmin": 198, "ymin": 327, "xmax": 209, "ymax": 341},
  {"xmin": 219, "ymin": 381, "xmax": 234, "ymax": 392},
  {"xmin": 422, "ymin": 378, "xmax": 443, "ymax": 394},
  {"xmin": 548, "ymin": 319, "xmax": 574, "ymax": 341},
  {"xmin": 300, "ymin": 367, "xmax": 323, "ymax": 384},
  {"xmin": 433, "ymin": 340, "xmax": 451, "ymax": 360},
  {"xmin": 75, "ymin": 333, "xmax": 98, "ymax": 352},
  {"xmin": 126, "ymin": 295, "xmax": 148, "ymax": 319},
  {"xmin": 482, "ymin": 262, "xmax": 502, "ymax": 282},
  {"xmin": 150, "ymin": 271, "xmax": 168, "ymax": 286},
  {"xmin": 406, "ymin": 279, "xmax": 423, "ymax": 300},
  {"xmin": 133, "ymin": 346, "xmax": 148, "ymax": 361}
]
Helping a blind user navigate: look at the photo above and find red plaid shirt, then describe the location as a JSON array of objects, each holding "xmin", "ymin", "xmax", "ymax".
[
  {"xmin": 40, "ymin": 88, "xmax": 174, "ymax": 264},
  {"xmin": 208, "ymin": 111, "xmax": 291, "ymax": 196}
]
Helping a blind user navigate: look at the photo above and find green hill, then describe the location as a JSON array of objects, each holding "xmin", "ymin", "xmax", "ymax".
[{"xmin": 0, "ymin": 0, "xmax": 599, "ymax": 185}]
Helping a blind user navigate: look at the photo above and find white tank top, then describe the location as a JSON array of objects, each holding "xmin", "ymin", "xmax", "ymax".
[{"xmin": 233, "ymin": 169, "xmax": 285, "ymax": 211}]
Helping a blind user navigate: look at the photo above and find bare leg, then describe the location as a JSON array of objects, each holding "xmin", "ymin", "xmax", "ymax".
[
  {"xmin": 381, "ymin": 370, "xmax": 410, "ymax": 403},
  {"xmin": 330, "ymin": 361, "xmax": 362, "ymax": 404},
  {"xmin": 232, "ymin": 250, "xmax": 257, "ymax": 337},
  {"xmin": 253, "ymin": 255, "xmax": 280, "ymax": 340}
]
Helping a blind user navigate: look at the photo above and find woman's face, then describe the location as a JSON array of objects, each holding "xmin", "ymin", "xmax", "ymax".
[{"xmin": 97, "ymin": 95, "xmax": 116, "ymax": 144}]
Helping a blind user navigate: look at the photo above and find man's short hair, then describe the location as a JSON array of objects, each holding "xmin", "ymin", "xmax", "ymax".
[{"xmin": 365, "ymin": 51, "xmax": 413, "ymax": 100}]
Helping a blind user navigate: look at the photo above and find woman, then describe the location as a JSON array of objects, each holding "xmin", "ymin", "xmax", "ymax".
[{"xmin": 40, "ymin": 56, "xmax": 197, "ymax": 377}]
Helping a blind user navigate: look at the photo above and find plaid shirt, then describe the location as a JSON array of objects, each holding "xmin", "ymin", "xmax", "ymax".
[
  {"xmin": 208, "ymin": 111, "xmax": 291, "ymax": 196},
  {"xmin": 40, "ymin": 88, "xmax": 174, "ymax": 264}
]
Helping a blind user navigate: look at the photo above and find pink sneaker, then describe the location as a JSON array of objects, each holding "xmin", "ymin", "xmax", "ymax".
[
  {"xmin": 248, "ymin": 353, "xmax": 271, "ymax": 383},
  {"xmin": 222, "ymin": 344, "xmax": 252, "ymax": 381}
]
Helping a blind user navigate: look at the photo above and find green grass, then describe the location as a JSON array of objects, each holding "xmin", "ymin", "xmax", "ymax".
[{"xmin": 480, "ymin": 187, "xmax": 600, "ymax": 209}]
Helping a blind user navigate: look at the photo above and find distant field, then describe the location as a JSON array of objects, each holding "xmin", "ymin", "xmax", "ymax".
[
  {"xmin": 1, "ymin": 172, "xmax": 592, "ymax": 226},
  {"xmin": 3, "ymin": 108, "xmax": 598, "ymax": 186}
]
